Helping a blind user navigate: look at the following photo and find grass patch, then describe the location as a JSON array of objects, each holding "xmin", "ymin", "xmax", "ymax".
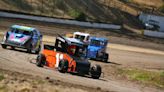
[
  {"xmin": 0, "ymin": 74, "xmax": 5, "ymax": 81},
  {"xmin": 0, "ymin": 86, "xmax": 8, "ymax": 92},
  {"xmin": 159, "ymin": 3, "xmax": 164, "ymax": 13},
  {"xmin": 118, "ymin": 68, "xmax": 164, "ymax": 88},
  {"xmin": 68, "ymin": 9, "xmax": 86, "ymax": 21}
]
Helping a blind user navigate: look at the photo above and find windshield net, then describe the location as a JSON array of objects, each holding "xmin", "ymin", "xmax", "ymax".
[
  {"xmin": 90, "ymin": 40, "xmax": 104, "ymax": 46},
  {"xmin": 75, "ymin": 35, "xmax": 85, "ymax": 41},
  {"xmin": 67, "ymin": 45, "xmax": 86, "ymax": 57}
]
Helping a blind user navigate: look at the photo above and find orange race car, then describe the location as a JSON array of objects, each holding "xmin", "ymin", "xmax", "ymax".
[{"xmin": 36, "ymin": 35, "xmax": 102, "ymax": 79}]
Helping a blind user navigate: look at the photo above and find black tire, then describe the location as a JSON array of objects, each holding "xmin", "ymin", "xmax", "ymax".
[
  {"xmin": 90, "ymin": 65, "xmax": 102, "ymax": 79},
  {"xmin": 102, "ymin": 53, "xmax": 108, "ymax": 62},
  {"xmin": 36, "ymin": 54, "xmax": 46, "ymax": 67},
  {"xmin": 27, "ymin": 48, "xmax": 32, "ymax": 53},
  {"xmin": 58, "ymin": 59, "xmax": 68, "ymax": 73},
  {"xmin": 35, "ymin": 45, "xmax": 41, "ymax": 54},
  {"xmin": 1, "ymin": 44, "xmax": 7, "ymax": 49},
  {"xmin": 27, "ymin": 44, "xmax": 33, "ymax": 53}
]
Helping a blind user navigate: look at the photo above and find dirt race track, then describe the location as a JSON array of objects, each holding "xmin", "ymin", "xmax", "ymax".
[{"xmin": 0, "ymin": 18, "xmax": 164, "ymax": 92}]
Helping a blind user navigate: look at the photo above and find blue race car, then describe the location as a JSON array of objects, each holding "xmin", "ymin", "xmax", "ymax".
[
  {"xmin": 87, "ymin": 37, "xmax": 109, "ymax": 62},
  {"xmin": 1, "ymin": 25, "xmax": 42, "ymax": 54}
]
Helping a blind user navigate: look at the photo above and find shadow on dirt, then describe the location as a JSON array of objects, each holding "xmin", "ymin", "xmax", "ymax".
[
  {"xmin": 90, "ymin": 59, "xmax": 121, "ymax": 65},
  {"xmin": 70, "ymin": 72, "xmax": 107, "ymax": 81},
  {"xmin": 108, "ymin": 61, "xmax": 121, "ymax": 65},
  {"xmin": 5, "ymin": 47, "xmax": 36, "ymax": 55}
]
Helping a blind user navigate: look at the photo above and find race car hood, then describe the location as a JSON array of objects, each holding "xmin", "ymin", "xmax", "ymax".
[
  {"xmin": 71, "ymin": 56, "xmax": 90, "ymax": 73},
  {"xmin": 8, "ymin": 33, "xmax": 31, "ymax": 44}
]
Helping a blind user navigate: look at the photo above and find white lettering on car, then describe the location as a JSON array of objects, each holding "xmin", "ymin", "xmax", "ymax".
[{"xmin": 55, "ymin": 53, "xmax": 63, "ymax": 67}]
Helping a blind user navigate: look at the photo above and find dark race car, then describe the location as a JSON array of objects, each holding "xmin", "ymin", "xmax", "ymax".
[{"xmin": 36, "ymin": 35, "xmax": 102, "ymax": 79}]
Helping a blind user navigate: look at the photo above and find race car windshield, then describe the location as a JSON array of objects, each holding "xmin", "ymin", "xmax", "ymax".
[
  {"xmin": 76, "ymin": 46, "xmax": 87, "ymax": 57},
  {"xmin": 14, "ymin": 29, "xmax": 32, "ymax": 36},
  {"xmin": 90, "ymin": 40, "xmax": 104, "ymax": 46},
  {"xmin": 75, "ymin": 35, "xmax": 85, "ymax": 41},
  {"xmin": 67, "ymin": 45, "xmax": 87, "ymax": 57}
]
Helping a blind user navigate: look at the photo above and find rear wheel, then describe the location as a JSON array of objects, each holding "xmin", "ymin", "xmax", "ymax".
[
  {"xmin": 27, "ymin": 48, "xmax": 32, "ymax": 53},
  {"xmin": 102, "ymin": 53, "xmax": 108, "ymax": 62},
  {"xmin": 58, "ymin": 59, "xmax": 68, "ymax": 73},
  {"xmin": 1, "ymin": 44, "xmax": 7, "ymax": 49},
  {"xmin": 90, "ymin": 65, "xmax": 102, "ymax": 79},
  {"xmin": 36, "ymin": 54, "xmax": 46, "ymax": 67}
]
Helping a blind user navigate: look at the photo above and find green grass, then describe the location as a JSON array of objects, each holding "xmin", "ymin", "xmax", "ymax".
[
  {"xmin": 118, "ymin": 68, "xmax": 164, "ymax": 88},
  {"xmin": 68, "ymin": 9, "xmax": 86, "ymax": 21},
  {"xmin": 0, "ymin": 86, "xmax": 7, "ymax": 92},
  {"xmin": 159, "ymin": 3, "xmax": 164, "ymax": 13},
  {"xmin": 0, "ymin": 74, "xmax": 4, "ymax": 81}
]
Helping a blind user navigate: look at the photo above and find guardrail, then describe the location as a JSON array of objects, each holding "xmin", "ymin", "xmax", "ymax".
[
  {"xmin": 144, "ymin": 30, "xmax": 164, "ymax": 38},
  {"xmin": 0, "ymin": 11, "xmax": 121, "ymax": 30}
]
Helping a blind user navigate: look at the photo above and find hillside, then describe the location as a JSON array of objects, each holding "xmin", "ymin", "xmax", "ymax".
[{"xmin": 0, "ymin": 0, "xmax": 163, "ymax": 29}]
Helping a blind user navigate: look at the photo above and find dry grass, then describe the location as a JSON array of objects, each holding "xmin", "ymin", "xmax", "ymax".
[
  {"xmin": 0, "ymin": 69, "xmax": 104, "ymax": 92},
  {"xmin": 0, "ymin": 0, "xmax": 163, "ymax": 31},
  {"xmin": 117, "ymin": 68, "xmax": 164, "ymax": 88},
  {"xmin": 132, "ymin": 0, "xmax": 163, "ymax": 7}
]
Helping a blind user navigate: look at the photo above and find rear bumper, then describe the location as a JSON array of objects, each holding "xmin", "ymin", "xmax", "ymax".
[{"xmin": 1, "ymin": 41, "xmax": 28, "ymax": 49}]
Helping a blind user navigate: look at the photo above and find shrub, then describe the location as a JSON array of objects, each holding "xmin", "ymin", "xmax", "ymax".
[
  {"xmin": 121, "ymin": 0, "xmax": 133, "ymax": 3},
  {"xmin": 159, "ymin": 3, "xmax": 164, "ymax": 13},
  {"xmin": 68, "ymin": 9, "xmax": 86, "ymax": 21}
]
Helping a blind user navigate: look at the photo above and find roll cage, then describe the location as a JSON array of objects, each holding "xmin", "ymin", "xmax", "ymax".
[{"xmin": 54, "ymin": 35, "xmax": 87, "ymax": 57}]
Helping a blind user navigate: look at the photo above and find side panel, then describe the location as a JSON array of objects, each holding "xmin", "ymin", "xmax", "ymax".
[
  {"xmin": 43, "ymin": 50, "xmax": 57, "ymax": 68},
  {"xmin": 63, "ymin": 54, "xmax": 76, "ymax": 72},
  {"xmin": 42, "ymin": 50, "xmax": 76, "ymax": 72}
]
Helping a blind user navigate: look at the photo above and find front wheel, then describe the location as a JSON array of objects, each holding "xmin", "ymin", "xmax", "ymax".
[
  {"xmin": 36, "ymin": 54, "xmax": 46, "ymax": 67},
  {"xmin": 27, "ymin": 44, "xmax": 32, "ymax": 53},
  {"xmin": 90, "ymin": 65, "xmax": 102, "ymax": 79},
  {"xmin": 58, "ymin": 59, "xmax": 68, "ymax": 73},
  {"xmin": 102, "ymin": 53, "xmax": 108, "ymax": 62},
  {"xmin": 1, "ymin": 44, "xmax": 7, "ymax": 49},
  {"xmin": 35, "ymin": 45, "xmax": 41, "ymax": 54}
]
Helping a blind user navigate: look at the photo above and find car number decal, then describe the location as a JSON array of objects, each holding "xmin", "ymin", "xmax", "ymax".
[{"xmin": 55, "ymin": 53, "xmax": 63, "ymax": 67}]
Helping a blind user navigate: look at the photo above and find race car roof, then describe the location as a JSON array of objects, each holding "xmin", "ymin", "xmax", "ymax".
[
  {"xmin": 57, "ymin": 35, "xmax": 84, "ymax": 46},
  {"xmin": 65, "ymin": 37, "xmax": 84, "ymax": 45},
  {"xmin": 90, "ymin": 36, "xmax": 108, "ymax": 42},
  {"xmin": 74, "ymin": 32, "xmax": 90, "ymax": 36},
  {"xmin": 11, "ymin": 25, "xmax": 35, "ymax": 32}
]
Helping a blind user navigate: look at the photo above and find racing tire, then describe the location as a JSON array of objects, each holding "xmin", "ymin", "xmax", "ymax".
[
  {"xmin": 90, "ymin": 65, "xmax": 102, "ymax": 79},
  {"xmin": 58, "ymin": 59, "xmax": 68, "ymax": 73},
  {"xmin": 35, "ymin": 45, "xmax": 41, "ymax": 54},
  {"xmin": 102, "ymin": 53, "xmax": 108, "ymax": 62},
  {"xmin": 27, "ymin": 49, "xmax": 32, "ymax": 53},
  {"xmin": 36, "ymin": 54, "xmax": 46, "ymax": 67},
  {"xmin": 1, "ymin": 44, "xmax": 7, "ymax": 49},
  {"xmin": 27, "ymin": 44, "xmax": 33, "ymax": 53}
]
